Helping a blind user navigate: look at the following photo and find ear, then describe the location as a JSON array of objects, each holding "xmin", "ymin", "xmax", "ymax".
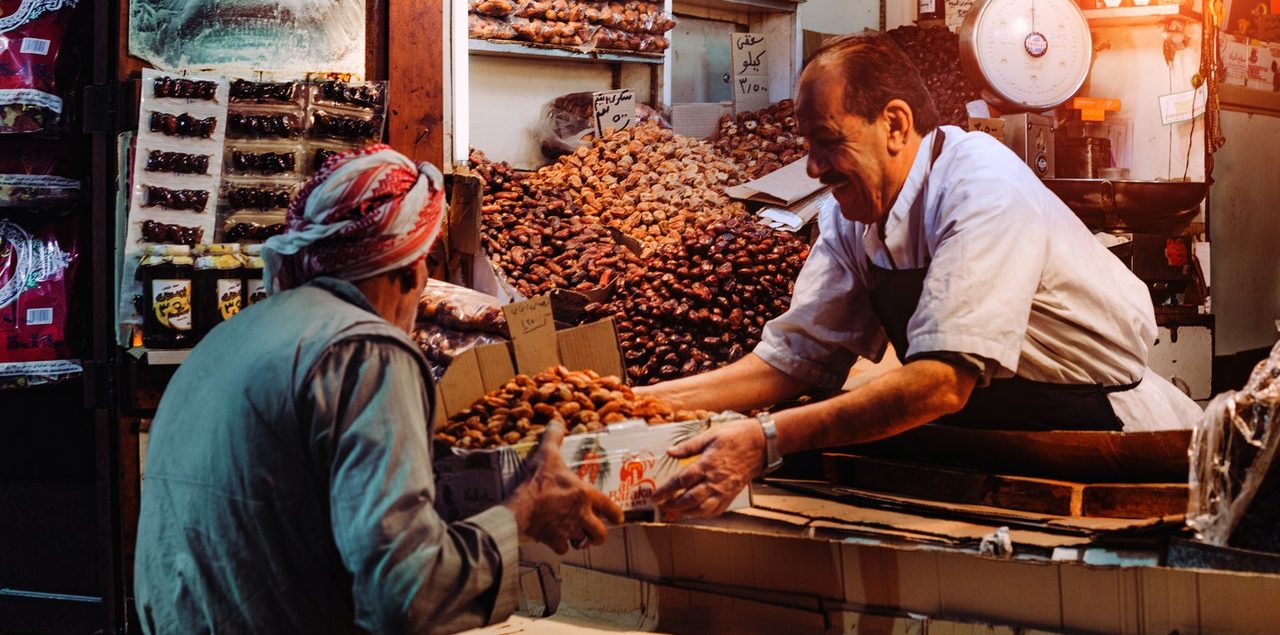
[{"xmin": 882, "ymin": 99, "xmax": 915, "ymax": 155}]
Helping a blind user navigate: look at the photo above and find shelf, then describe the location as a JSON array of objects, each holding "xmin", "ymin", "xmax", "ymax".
[
  {"xmin": 133, "ymin": 348, "xmax": 191, "ymax": 366},
  {"xmin": 469, "ymin": 38, "xmax": 665, "ymax": 65},
  {"xmin": 1083, "ymin": 5, "xmax": 1203, "ymax": 27}
]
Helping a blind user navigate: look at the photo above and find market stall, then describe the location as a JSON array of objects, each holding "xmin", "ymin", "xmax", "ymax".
[{"xmin": 10, "ymin": 0, "xmax": 1280, "ymax": 630}]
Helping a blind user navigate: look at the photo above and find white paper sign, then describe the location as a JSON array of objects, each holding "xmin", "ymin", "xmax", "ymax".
[
  {"xmin": 592, "ymin": 89, "xmax": 635, "ymax": 136},
  {"xmin": 1158, "ymin": 85, "xmax": 1207, "ymax": 125},
  {"xmin": 731, "ymin": 33, "xmax": 770, "ymax": 113}
]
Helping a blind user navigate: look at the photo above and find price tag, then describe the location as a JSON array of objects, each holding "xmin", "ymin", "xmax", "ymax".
[
  {"xmin": 1158, "ymin": 86, "xmax": 1207, "ymax": 126},
  {"xmin": 592, "ymin": 89, "xmax": 635, "ymax": 137},
  {"xmin": 502, "ymin": 295, "xmax": 560, "ymax": 374},
  {"xmin": 734, "ymin": 76, "xmax": 770, "ymax": 113}
]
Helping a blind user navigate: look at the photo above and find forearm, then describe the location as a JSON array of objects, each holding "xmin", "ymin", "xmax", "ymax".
[
  {"xmin": 636, "ymin": 353, "xmax": 812, "ymax": 413},
  {"xmin": 773, "ymin": 359, "xmax": 976, "ymax": 454}
]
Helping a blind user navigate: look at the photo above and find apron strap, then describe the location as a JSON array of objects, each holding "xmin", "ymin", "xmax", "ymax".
[{"xmin": 877, "ymin": 128, "xmax": 946, "ymax": 272}]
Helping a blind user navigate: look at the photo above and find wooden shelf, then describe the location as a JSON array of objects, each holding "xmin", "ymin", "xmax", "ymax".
[
  {"xmin": 469, "ymin": 38, "xmax": 665, "ymax": 65},
  {"xmin": 1219, "ymin": 83, "xmax": 1280, "ymax": 117},
  {"xmin": 1083, "ymin": 4, "xmax": 1203, "ymax": 27}
]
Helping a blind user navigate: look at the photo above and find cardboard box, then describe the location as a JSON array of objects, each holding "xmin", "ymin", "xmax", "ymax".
[
  {"xmin": 431, "ymin": 294, "xmax": 748, "ymax": 521},
  {"xmin": 1224, "ymin": 37, "xmax": 1250, "ymax": 87},
  {"xmin": 671, "ymin": 102, "xmax": 732, "ymax": 140}
]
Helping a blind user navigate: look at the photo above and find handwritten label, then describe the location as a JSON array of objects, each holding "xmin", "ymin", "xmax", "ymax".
[
  {"xmin": 967, "ymin": 117, "xmax": 1005, "ymax": 140},
  {"xmin": 592, "ymin": 89, "xmax": 635, "ymax": 137},
  {"xmin": 731, "ymin": 33, "xmax": 770, "ymax": 114},
  {"xmin": 502, "ymin": 295, "xmax": 560, "ymax": 373},
  {"xmin": 731, "ymin": 33, "xmax": 767, "ymax": 77},
  {"xmin": 734, "ymin": 76, "xmax": 770, "ymax": 113}
]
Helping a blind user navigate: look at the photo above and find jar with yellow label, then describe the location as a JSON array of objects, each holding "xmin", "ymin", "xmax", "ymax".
[
  {"xmin": 138, "ymin": 244, "xmax": 196, "ymax": 349},
  {"xmin": 241, "ymin": 244, "xmax": 267, "ymax": 308},
  {"xmin": 194, "ymin": 243, "xmax": 243, "ymax": 339}
]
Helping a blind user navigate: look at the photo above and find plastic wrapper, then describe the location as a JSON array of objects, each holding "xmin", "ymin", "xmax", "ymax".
[
  {"xmin": 143, "ymin": 185, "xmax": 210, "ymax": 213},
  {"xmin": 413, "ymin": 323, "xmax": 507, "ymax": 382},
  {"xmin": 223, "ymin": 218, "xmax": 286, "ymax": 242},
  {"xmin": 514, "ymin": 0, "xmax": 587, "ymax": 22},
  {"xmin": 224, "ymin": 144, "xmax": 302, "ymax": 177},
  {"xmin": 471, "ymin": 0, "xmax": 517, "ymax": 17},
  {"xmin": 222, "ymin": 180, "xmax": 298, "ymax": 212},
  {"xmin": 226, "ymin": 111, "xmax": 303, "ymax": 140},
  {"xmin": 141, "ymin": 219, "xmax": 203, "ymax": 247},
  {"xmin": 0, "ymin": 136, "xmax": 80, "ymax": 207},
  {"xmin": 417, "ymin": 279, "xmax": 509, "ymax": 335},
  {"xmin": 229, "ymin": 79, "xmax": 302, "ymax": 105},
  {"xmin": 469, "ymin": 13, "xmax": 517, "ymax": 40},
  {"xmin": 0, "ymin": 216, "xmax": 78, "ymax": 365},
  {"xmin": 307, "ymin": 109, "xmax": 384, "ymax": 144},
  {"xmin": 591, "ymin": 26, "xmax": 666, "ymax": 52},
  {"xmin": 152, "ymin": 76, "xmax": 219, "ymax": 101},
  {"xmin": 0, "ymin": 0, "xmax": 76, "ymax": 134},
  {"xmin": 312, "ymin": 80, "xmax": 385, "ymax": 111},
  {"xmin": 536, "ymin": 91, "xmax": 668, "ymax": 159},
  {"xmin": 585, "ymin": 1, "xmax": 673, "ymax": 34},
  {"xmin": 509, "ymin": 18, "xmax": 592, "ymax": 47},
  {"xmin": 1188, "ymin": 341, "xmax": 1280, "ymax": 547},
  {"xmin": 148, "ymin": 112, "xmax": 218, "ymax": 138}
]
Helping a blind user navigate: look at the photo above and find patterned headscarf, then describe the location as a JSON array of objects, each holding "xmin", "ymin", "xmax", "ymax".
[{"xmin": 262, "ymin": 144, "xmax": 445, "ymax": 294}]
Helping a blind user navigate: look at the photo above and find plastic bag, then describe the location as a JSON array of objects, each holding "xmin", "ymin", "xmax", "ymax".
[
  {"xmin": 1188, "ymin": 340, "xmax": 1280, "ymax": 546},
  {"xmin": 0, "ymin": 0, "xmax": 77, "ymax": 134},
  {"xmin": 514, "ymin": 0, "xmax": 586, "ymax": 22},
  {"xmin": 417, "ymin": 279, "xmax": 508, "ymax": 335},
  {"xmin": 470, "ymin": 0, "xmax": 517, "ymax": 17},
  {"xmin": 469, "ymin": 13, "xmax": 517, "ymax": 40},
  {"xmin": 413, "ymin": 323, "xmax": 508, "ymax": 382},
  {"xmin": 0, "ymin": 216, "xmax": 77, "ymax": 364},
  {"xmin": 536, "ymin": 91, "xmax": 669, "ymax": 159}
]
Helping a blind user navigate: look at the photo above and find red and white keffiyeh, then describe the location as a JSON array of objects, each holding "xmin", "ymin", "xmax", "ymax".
[{"xmin": 262, "ymin": 144, "xmax": 445, "ymax": 293}]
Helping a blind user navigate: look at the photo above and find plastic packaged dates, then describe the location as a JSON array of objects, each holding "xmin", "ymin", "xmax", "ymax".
[
  {"xmin": 469, "ymin": 14, "xmax": 518, "ymax": 40},
  {"xmin": 227, "ymin": 111, "xmax": 302, "ymax": 139},
  {"xmin": 141, "ymin": 219, "xmax": 204, "ymax": 246},
  {"xmin": 144, "ymin": 186, "xmax": 210, "ymax": 213},
  {"xmin": 471, "ymin": 0, "xmax": 517, "ymax": 16},
  {"xmin": 145, "ymin": 150, "xmax": 211, "ymax": 175},
  {"xmin": 229, "ymin": 79, "xmax": 301, "ymax": 104},
  {"xmin": 0, "ymin": 0, "xmax": 76, "ymax": 134},
  {"xmin": 149, "ymin": 112, "xmax": 218, "ymax": 138},
  {"xmin": 152, "ymin": 76, "xmax": 219, "ymax": 101},
  {"xmin": 313, "ymin": 80, "xmax": 384, "ymax": 110},
  {"xmin": 308, "ymin": 110, "xmax": 383, "ymax": 143}
]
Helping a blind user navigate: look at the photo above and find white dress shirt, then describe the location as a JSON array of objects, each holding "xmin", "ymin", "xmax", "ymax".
[{"xmin": 756, "ymin": 126, "xmax": 1202, "ymax": 431}]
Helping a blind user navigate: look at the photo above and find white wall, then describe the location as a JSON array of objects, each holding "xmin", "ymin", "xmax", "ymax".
[
  {"xmin": 1209, "ymin": 109, "xmax": 1280, "ymax": 355},
  {"xmin": 469, "ymin": 56, "xmax": 652, "ymax": 169},
  {"xmin": 798, "ymin": 0, "xmax": 879, "ymax": 35},
  {"xmin": 1082, "ymin": 24, "xmax": 1205, "ymax": 182}
]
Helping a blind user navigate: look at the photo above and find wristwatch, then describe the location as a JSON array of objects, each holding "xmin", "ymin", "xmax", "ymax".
[{"xmin": 755, "ymin": 412, "xmax": 784, "ymax": 475}]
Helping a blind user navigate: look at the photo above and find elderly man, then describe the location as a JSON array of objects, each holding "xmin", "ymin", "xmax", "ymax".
[
  {"xmin": 645, "ymin": 32, "xmax": 1202, "ymax": 518},
  {"xmin": 135, "ymin": 145, "xmax": 622, "ymax": 634}
]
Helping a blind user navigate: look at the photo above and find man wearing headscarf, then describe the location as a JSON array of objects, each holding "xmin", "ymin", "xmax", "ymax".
[{"xmin": 135, "ymin": 146, "xmax": 622, "ymax": 634}]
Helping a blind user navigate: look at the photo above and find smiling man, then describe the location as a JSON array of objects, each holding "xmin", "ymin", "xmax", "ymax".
[{"xmin": 639, "ymin": 31, "xmax": 1202, "ymax": 519}]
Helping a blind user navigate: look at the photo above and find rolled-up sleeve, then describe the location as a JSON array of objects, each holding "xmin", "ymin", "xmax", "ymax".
[
  {"xmin": 306, "ymin": 339, "xmax": 519, "ymax": 635},
  {"xmin": 755, "ymin": 208, "xmax": 888, "ymax": 390},
  {"xmin": 906, "ymin": 169, "xmax": 1048, "ymax": 374}
]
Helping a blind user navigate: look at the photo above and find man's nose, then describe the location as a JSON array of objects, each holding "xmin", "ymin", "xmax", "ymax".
[{"xmin": 806, "ymin": 153, "xmax": 826, "ymax": 179}]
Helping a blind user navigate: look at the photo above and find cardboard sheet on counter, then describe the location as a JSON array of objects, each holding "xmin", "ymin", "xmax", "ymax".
[{"xmin": 724, "ymin": 157, "xmax": 824, "ymax": 207}]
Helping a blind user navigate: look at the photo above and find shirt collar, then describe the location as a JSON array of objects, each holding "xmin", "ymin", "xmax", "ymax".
[
  {"xmin": 862, "ymin": 128, "xmax": 939, "ymax": 258},
  {"xmin": 305, "ymin": 276, "xmax": 379, "ymax": 315}
]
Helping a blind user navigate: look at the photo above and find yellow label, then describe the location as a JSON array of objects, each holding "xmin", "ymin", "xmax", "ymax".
[
  {"xmin": 217, "ymin": 279, "xmax": 242, "ymax": 320},
  {"xmin": 153, "ymin": 279, "xmax": 192, "ymax": 331}
]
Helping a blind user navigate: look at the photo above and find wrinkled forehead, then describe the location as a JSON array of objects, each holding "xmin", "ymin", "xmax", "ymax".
[{"xmin": 796, "ymin": 63, "xmax": 847, "ymax": 133}]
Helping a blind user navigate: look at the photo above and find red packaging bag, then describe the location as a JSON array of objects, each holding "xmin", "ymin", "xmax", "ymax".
[
  {"xmin": 0, "ymin": 0, "xmax": 78, "ymax": 134},
  {"xmin": 0, "ymin": 216, "xmax": 77, "ymax": 363}
]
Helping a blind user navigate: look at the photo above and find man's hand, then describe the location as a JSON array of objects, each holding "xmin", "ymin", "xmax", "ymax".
[
  {"xmin": 651, "ymin": 418, "xmax": 765, "ymax": 519},
  {"xmin": 504, "ymin": 421, "xmax": 624, "ymax": 554}
]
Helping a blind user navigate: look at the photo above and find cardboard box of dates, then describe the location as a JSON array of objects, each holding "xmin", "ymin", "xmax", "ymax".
[{"xmin": 431, "ymin": 294, "xmax": 749, "ymax": 522}]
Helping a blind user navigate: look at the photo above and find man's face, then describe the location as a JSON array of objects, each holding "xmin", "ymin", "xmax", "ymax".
[{"xmin": 797, "ymin": 66, "xmax": 894, "ymax": 225}]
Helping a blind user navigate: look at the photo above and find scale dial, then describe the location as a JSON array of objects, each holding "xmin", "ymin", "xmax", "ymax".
[{"xmin": 959, "ymin": 0, "xmax": 1093, "ymax": 111}]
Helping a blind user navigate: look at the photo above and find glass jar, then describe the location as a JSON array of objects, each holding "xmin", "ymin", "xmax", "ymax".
[
  {"xmin": 138, "ymin": 244, "xmax": 195, "ymax": 349},
  {"xmin": 194, "ymin": 243, "xmax": 243, "ymax": 338}
]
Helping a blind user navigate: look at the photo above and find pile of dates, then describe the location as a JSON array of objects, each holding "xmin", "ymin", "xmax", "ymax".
[
  {"xmin": 474, "ymin": 151, "xmax": 645, "ymax": 298},
  {"xmin": 886, "ymin": 25, "xmax": 982, "ymax": 128},
  {"xmin": 437, "ymin": 365, "xmax": 712, "ymax": 448},
  {"xmin": 713, "ymin": 99, "xmax": 808, "ymax": 183},
  {"xmin": 586, "ymin": 216, "xmax": 810, "ymax": 385},
  {"xmin": 531, "ymin": 121, "xmax": 748, "ymax": 249}
]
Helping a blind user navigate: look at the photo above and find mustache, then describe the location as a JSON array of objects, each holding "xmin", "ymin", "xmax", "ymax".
[{"xmin": 819, "ymin": 174, "xmax": 848, "ymax": 187}]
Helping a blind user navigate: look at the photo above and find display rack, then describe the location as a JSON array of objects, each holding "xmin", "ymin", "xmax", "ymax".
[{"xmin": 469, "ymin": 39, "xmax": 666, "ymax": 65}]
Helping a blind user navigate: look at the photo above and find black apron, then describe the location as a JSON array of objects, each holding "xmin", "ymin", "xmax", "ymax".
[{"xmin": 863, "ymin": 130, "xmax": 1134, "ymax": 432}]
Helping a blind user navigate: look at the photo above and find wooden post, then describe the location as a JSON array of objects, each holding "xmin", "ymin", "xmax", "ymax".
[{"xmin": 388, "ymin": 0, "xmax": 445, "ymax": 166}]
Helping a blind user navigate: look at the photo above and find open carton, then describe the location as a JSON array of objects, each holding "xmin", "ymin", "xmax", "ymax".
[{"xmin": 432, "ymin": 294, "xmax": 749, "ymax": 522}]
